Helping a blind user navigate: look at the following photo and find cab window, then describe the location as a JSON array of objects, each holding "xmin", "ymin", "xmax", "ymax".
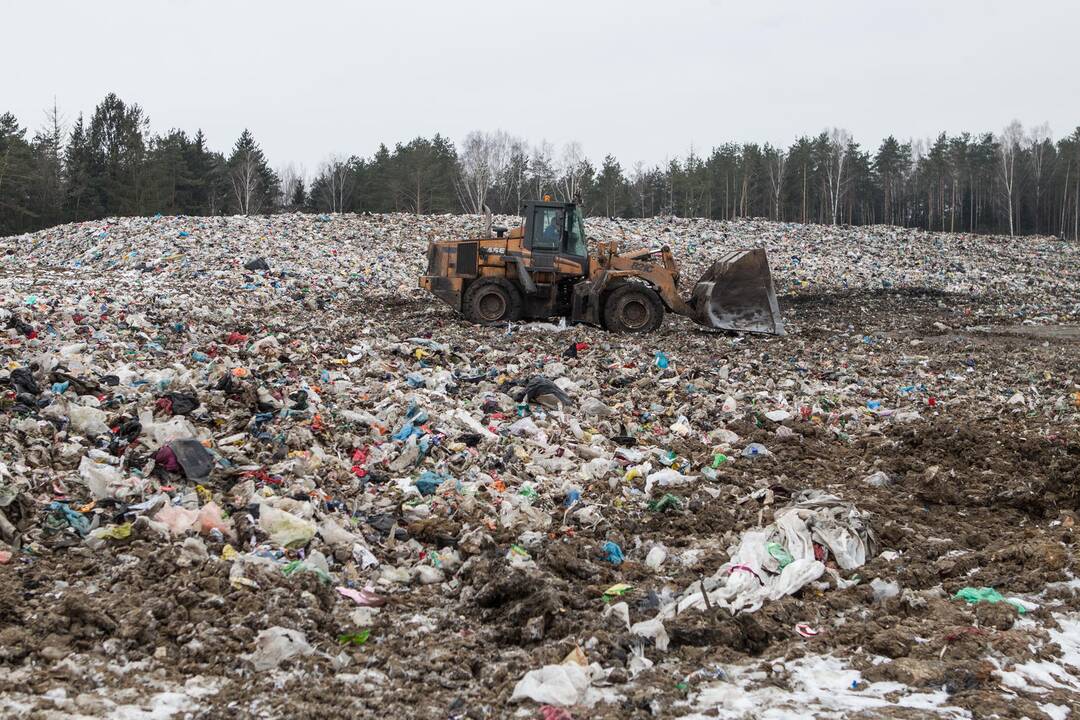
[
  {"xmin": 534, "ymin": 207, "xmax": 561, "ymax": 250},
  {"xmin": 565, "ymin": 208, "xmax": 587, "ymax": 256}
]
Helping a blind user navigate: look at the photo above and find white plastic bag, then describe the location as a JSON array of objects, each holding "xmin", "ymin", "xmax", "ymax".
[
  {"xmin": 69, "ymin": 404, "xmax": 110, "ymax": 436},
  {"xmin": 245, "ymin": 627, "xmax": 313, "ymax": 670},
  {"xmin": 510, "ymin": 663, "xmax": 590, "ymax": 706}
]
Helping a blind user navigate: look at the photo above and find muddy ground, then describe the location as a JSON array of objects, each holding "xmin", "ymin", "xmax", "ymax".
[
  {"xmin": 1, "ymin": 284, "xmax": 1078, "ymax": 719},
  {"xmin": 0, "ymin": 213, "xmax": 1078, "ymax": 719}
]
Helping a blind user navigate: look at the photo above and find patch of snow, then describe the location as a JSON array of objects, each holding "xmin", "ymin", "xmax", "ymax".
[
  {"xmin": 1038, "ymin": 703, "xmax": 1069, "ymax": 720},
  {"xmin": 677, "ymin": 654, "xmax": 970, "ymax": 719},
  {"xmin": 994, "ymin": 614, "xmax": 1080, "ymax": 695},
  {"xmin": 109, "ymin": 692, "xmax": 198, "ymax": 720}
]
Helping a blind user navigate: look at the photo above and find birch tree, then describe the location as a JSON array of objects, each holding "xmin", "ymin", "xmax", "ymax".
[
  {"xmin": 558, "ymin": 141, "xmax": 586, "ymax": 201},
  {"xmin": 1027, "ymin": 122, "xmax": 1051, "ymax": 234},
  {"xmin": 765, "ymin": 144, "xmax": 787, "ymax": 220},
  {"xmin": 997, "ymin": 120, "xmax": 1023, "ymax": 236},
  {"xmin": 631, "ymin": 161, "xmax": 649, "ymax": 218},
  {"xmin": 315, "ymin": 155, "xmax": 351, "ymax": 212},
  {"xmin": 496, "ymin": 137, "xmax": 529, "ymax": 214},
  {"xmin": 529, "ymin": 140, "xmax": 556, "ymax": 199},
  {"xmin": 278, "ymin": 163, "xmax": 304, "ymax": 210},
  {"xmin": 824, "ymin": 127, "xmax": 852, "ymax": 225},
  {"xmin": 229, "ymin": 152, "xmax": 259, "ymax": 215},
  {"xmin": 227, "ymin": 129, "xmax": 277, "ymax": 215},
  {"xmin": 455, "ymin": 129, "xmax": 510, "ymax": 214}
]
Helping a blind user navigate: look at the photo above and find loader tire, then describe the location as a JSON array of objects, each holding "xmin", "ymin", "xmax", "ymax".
[
  {"xmin": 464, "ymin": 278, "xmax": 522, "ymax": 325},
  {"xmin": 603, "ymin": 284, "xmax": 664, "ymax": 333}
]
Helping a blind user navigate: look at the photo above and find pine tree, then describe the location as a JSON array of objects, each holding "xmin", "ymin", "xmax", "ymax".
[
  {"xmin": 291, "ymin": 177, "xmax": 306, "ymax": 209},
  {"xmin": 227, "ymin": 129, "xmax": 279, "ymax": 214},
  {"xmin": 595, "ymin": 155, "xmax": 624, "ymax": 217},
  {"xmin": 0, "ymin": 112, "xmax": 36, "ymax": 234},
  {"xmin": 29, "ymin": 100, "xmax": 65, "ymax": 228},
  {"xmin": 184, "ymin": 130, "xmax": 214, "ymax": 214},
  {"xmin": 87, "ymin": 93, "xmax": 149, "ymax": 216}
]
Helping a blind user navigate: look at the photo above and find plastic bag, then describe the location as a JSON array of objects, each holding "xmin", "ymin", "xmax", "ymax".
[
  {"xmin": 156, "ymin": 504, "xmax": 199, "ymax": 535},
  {"xmin": 69, "ymin": 404, "xmax": 110, "ymax": 436},
  {"xmin": 196, "ymin": 501, "xmax": 231, "ymax": 535},
  {"xmin": 258, "ymin": 503, "xmax": 315, "ymax": 548},
  {"xmin": 245, "ymin": 626, "xmax": 313, "ymax": 670},
  {"xmin": 644, "ymin": 467, "xmax": 697, "ymax": 496},
  {"xmin": 78, "ymin": 454, "xmax": 123, "ymax": 499},
  {"xmin": 510, "ymin": 663, "xmax": 590, "ymax": 706}
]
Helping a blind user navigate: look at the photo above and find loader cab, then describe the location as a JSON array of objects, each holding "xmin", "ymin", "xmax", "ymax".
[{"xmin": 523, "ymin": 200, "xmax": 588, "ymax": 271}]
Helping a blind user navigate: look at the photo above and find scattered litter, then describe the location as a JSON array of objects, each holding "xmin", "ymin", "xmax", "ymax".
[{"xmin": 0, "ymin": 212, "xmax": 1076, "ymax": 716}]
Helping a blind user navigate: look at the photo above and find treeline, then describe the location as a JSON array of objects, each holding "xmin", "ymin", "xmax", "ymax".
[{"xmin": 2, "ymin": 93, "xmax": 1079, "ymax": 240}]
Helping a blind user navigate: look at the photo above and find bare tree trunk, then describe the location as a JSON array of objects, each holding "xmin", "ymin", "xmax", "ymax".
[
  {"xmin": 0, "ymin": 145, "xmax": 11, "ymax": 196},
  {"xmin": 949, "ymin": 181, "xmax": 955, "ymax": 232},
  {"xmin": 1061, "ymin": 163, "xmax": 1071, "ymax": 239},
  {"xmin": 801, "ymin": 164, "xmax": 806, "ymax": 224},
  {"xmin": 883, "ymin": 176, "xmax": 890, "ymax": 226},
  {"xmin": 939, "ymin": 179, "xmax": 945, "ymax": 231}
]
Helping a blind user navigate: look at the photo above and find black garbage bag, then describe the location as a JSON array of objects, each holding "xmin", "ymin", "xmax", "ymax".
[
  {"xmin": 170, "ymin": 438, "xmax": 214, "ymax": 481},
  {"xmin": 244, "ymin": 257, "xmax": 270, "ymax": 272},
  {"xmin": 166, "ymin": 392, "xmax": 199, "ymax": 415},
  {"xmin": 9, "ymin": 317, "xmax": 34, "ymax": 338},
  {"xmin": 516, "ymin": 376, "xmax": 571, "ymax": 408},
  {"xmin": 10, "ymin": 368, "xmax": 40, "ymax": 396},
  {"xmin": 458, "ymin": 433, "xmax": 483, "ymax": 447},
  {"xmin": 118, "ymin": 419, "xmax": 142, "ymax": 441}
]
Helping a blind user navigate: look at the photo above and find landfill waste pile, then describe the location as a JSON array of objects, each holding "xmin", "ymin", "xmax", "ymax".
[{"xmin": 0, "ymin": 212, "xmax": 1078, "ymax": 719}]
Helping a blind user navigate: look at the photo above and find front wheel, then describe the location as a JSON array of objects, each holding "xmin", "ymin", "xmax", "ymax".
[
  {"xmin": 464, "ymin": 278, "xmax": 522, "ymax": 325},
  {"xmin": 603, "ymin": 284, "xmax": 664, "ymax": 333}
]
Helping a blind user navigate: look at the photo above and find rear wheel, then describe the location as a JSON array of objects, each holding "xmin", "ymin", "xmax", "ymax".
[
  {"xmin": 464, "ymin": 278, "xmax": 522, "ymax": 325},
  {"xmin": 603, "ymin": 284, "xmax": 664, "ymax": 333}
]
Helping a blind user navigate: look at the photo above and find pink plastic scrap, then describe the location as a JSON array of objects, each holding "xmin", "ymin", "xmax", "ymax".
[
  {"xmin": 728, "ymin": 564, "xmax": 764, "ymax": 585},
  {"xmin": 336, "ymin": 585, "xmax": 387, "ymax": 607}
]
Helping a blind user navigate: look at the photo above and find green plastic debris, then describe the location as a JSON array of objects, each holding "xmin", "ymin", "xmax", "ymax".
[
  {"xmin": 767, "ymin": 542, "xmax": 794, "ymax": 568},
  {"xmin": 711, "ymin": 453, "xmax": 728, "ymax": 468},
  {"xmin": 519, "ymin": 485, "xmax": 538, "ymax": 500},
  {"xmin": 90, "ymin": 522, "xmax": 132, "ymax": 541},
  {"xmin": 282, "ymin": 559, "xmax": 332, "ymax": 584},
  {"xmin": 602, "ymin": 583, "xmax": 634, "ymax": 602},
  {"xmin": 648, "ymin": 493, "xmax": 682, "ymax": 512},
  {"xmin": 338, "ymin": 629, "xmax": 371, "ymax": 646},
  {"xmin": 953, "ymin": 586, "xmax": 1027, "ymax": 614}
]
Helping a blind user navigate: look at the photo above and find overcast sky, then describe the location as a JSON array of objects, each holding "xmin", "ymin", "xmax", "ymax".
[{"xmin": 4, "ymin": 0, "xmax": 1078, "ymax": 174}]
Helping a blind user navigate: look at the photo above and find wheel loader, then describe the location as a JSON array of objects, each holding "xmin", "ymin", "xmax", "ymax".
[{"xmin": 418, "ymin": 199, "xmax": 784, "ymax": 334}]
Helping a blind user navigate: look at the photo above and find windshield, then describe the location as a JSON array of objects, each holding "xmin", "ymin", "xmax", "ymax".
[{"xmin": 566, "ymin": 208, "xmax": 587, "ymax": 256}]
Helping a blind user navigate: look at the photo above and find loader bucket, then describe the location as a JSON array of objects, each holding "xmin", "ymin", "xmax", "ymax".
[{"xmin": 689, "ymin": 248, "xmax": 785, "ymax": 335}]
